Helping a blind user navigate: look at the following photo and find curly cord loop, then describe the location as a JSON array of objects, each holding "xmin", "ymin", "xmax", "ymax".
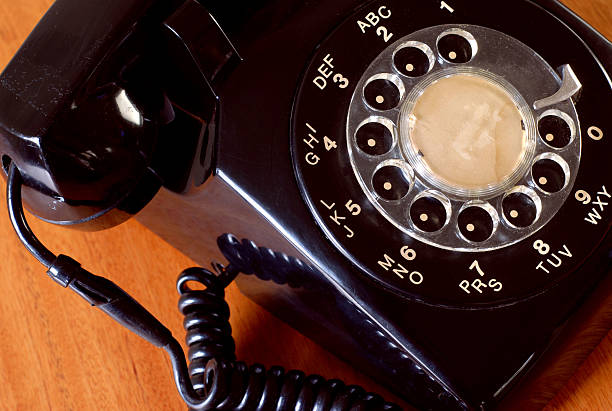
[{"xmin": 177, "ymin": 268, "xmax": 401, "ymax": 410}]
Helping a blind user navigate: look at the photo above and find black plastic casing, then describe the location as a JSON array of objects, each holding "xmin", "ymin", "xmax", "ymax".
[
  {"xmin": 0, "ymin": 0, "xmax": 610, "ymax": 409},
  {"xmin": 0, "ymin": 0, "xmax": 233, "ymax": 228},
  {"xmin": 137, "ymin": 0, "xmax": 612, "ymax": 409}
]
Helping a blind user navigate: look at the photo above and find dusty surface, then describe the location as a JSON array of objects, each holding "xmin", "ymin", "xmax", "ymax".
[{"xmin": 408, "ymin": 74, "xmax": 526, "ymax": 189}]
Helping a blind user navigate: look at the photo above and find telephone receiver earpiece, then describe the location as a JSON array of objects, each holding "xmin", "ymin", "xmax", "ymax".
[
  {"xmin": 0, "ymin": 0, "xmax": 226, "ymax": 229},
  {"xmin": 0, "ymin": 1, "xmax": 407, "ymax": 409},
  {"xmin": 2, "ymin": 0, "xmax": 611, "ymax": 409}
]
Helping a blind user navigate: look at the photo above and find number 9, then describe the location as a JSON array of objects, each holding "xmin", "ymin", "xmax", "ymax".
[{"xmin": 575, "ymin": 190, "xmax": 591, "ymax": 205}]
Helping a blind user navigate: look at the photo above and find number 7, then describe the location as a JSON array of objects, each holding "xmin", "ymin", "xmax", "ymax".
[{"xmin": 470, "ymin": 260, "xmax": 485, "ymax": 277}]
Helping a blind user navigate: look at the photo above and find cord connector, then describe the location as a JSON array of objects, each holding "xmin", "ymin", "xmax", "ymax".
[
  {"xmin": 47, "ymin": 254, "xmax": 79, "ymax": 287},
  {"xmin": 47, "ymin": 254, "xmax": 175, "ymax": 348}
]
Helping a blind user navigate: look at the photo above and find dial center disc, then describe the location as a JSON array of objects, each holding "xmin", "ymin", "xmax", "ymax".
[
  {"xmin": 403, "ymin": 74, "xmax": 527, "ymax": 191},
  {"xmin": 345, "ymin": 24, "xmax": 581, "ymax": 251}
]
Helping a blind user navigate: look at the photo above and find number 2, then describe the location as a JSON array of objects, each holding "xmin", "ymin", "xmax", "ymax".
[{"xmin": 376, "ymin": 26, "xmax": 393, "ymax": 43}]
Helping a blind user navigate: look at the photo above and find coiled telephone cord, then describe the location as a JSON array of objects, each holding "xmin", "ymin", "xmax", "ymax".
[
  {"xmin": 6, "ymin": 163, "xmax": 401, "ymax": 410},
  {"xmin": 177, "ymin": 266, "xmax": 401, "ymax": 410}
]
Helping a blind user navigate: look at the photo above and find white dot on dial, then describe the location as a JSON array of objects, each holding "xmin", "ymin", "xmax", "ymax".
[
  {"xmin": 545, "ymin": 133, "xmax": 554, "ymax": 142},
  {"xmin": 406, "ymin": 63, "xmax": 414, "ymax": 72},
  {"xmin": 375, "ymin": 95, "xmax": 385, "ymax": 104},
  {"xmin": 466, "ymin": 223, "xmax": 475, "ymax": 232},
  {"xmin": 539, "ymin": 177, "xmax": 548, "ymax": 185},
  {"xmin": 449, "ymin": 51, "xmax": 457, "ymax": 60},
  {"xmin": 419, "ymin": 213, "xmax": 429, "ymax": 222},
  {"xmin": 383, "ymin": 182, "xmax": 392, "ymax": 191},
  {"xmin": 367, "ymin": 139, "xmax": 376, "ymax": 147},
  {"xmin": 510, "ymin": 210, "xmax": 519, "ymax": 218}
]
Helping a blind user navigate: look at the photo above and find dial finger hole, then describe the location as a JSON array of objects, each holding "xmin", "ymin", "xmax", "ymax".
[
  {"xmin": 372, "ymin": 161, "xmax": 414, "ymax": 201},
  {"xmin": 437, "ymin": 29, "xmax": 478, "ymax": 64},
  {"xmin": 532, "ymin": 154, "xmax": 569, "ymax": 194},
  {"xmin": 410, "ymin": 192, "xmax": 450, "ymax": 233},
  {"xmin": 355, "ymin": 118, "xmax": 395, "ymax": 156},
  {"xmin": 364, "ymin": 74, "xmax": 405, "ymax": 111},
  {"xmin": 502, "ymin": 187, "xmax": 541, "ymax": 228},
  {"xmin": 458, "ymin": 204, "xmax": 497, "ymax": 242},
  {"xmin": 393, "ymin": 42, "xmax": 434, "ymax": 77},
  {"xmin": 538, "ymin": 110, "xmax": 574, "ymax": 149}
]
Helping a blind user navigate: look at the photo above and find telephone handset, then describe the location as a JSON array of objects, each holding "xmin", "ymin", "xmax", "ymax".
[{"xmin": 0, "ymin": 0, "xmax": 611, "ymax": 409}]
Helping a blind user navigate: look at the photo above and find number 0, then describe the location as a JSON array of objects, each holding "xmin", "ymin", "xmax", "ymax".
[{"xmin": 588, "ymin": 126, "xmax": 603, "ymax": 141}]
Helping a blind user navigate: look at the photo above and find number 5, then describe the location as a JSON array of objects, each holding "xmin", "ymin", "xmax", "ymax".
[{"xmin": 345, "ymin": 200, "xmax": 361, "ymax": 216}]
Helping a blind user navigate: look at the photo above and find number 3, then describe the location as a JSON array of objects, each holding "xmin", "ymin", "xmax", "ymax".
[{"xmin": 333, "ymin": 73, "xmax": 349, "ymax": 89}]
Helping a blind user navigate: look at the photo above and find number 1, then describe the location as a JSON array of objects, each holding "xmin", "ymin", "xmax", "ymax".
[{"xmin": 441, "ymin": 1, "xmax": 454, "ymax": 13}]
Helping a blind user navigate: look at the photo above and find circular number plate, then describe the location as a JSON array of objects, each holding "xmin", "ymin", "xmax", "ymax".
[{"xmin": 291, "ymin": 0, "xmax": 612, "ymax": 307}]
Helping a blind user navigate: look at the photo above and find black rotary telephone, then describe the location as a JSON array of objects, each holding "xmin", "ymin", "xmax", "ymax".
[{"xmin": 0, "ymin": 0, "xmax": 610, "ymax": 409}]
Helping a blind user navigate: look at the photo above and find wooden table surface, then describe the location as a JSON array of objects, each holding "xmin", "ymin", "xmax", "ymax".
[{"xmin": 0, "ymin": 0, "xmax": 611, "ymax": 409}]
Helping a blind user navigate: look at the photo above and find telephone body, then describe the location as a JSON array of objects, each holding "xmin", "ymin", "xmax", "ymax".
[{"xmin": 0, "ymin": 0, "xmax": 611, "ymax": 409}]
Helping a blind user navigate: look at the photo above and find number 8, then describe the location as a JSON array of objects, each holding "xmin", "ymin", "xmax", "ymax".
[{"xmin": 533, "ymin": 240, "xmax": 550, "ymax": 255}]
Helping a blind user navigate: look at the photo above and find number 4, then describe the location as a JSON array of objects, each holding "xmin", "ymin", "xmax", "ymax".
[{"xmin": 324, "ymin": 136, "xmax": 338, "ymax": 151}]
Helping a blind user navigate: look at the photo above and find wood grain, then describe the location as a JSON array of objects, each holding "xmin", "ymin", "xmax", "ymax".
[{"xmin": 0, "ymin": 1, "xmax": 610, "ymax": 410}]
